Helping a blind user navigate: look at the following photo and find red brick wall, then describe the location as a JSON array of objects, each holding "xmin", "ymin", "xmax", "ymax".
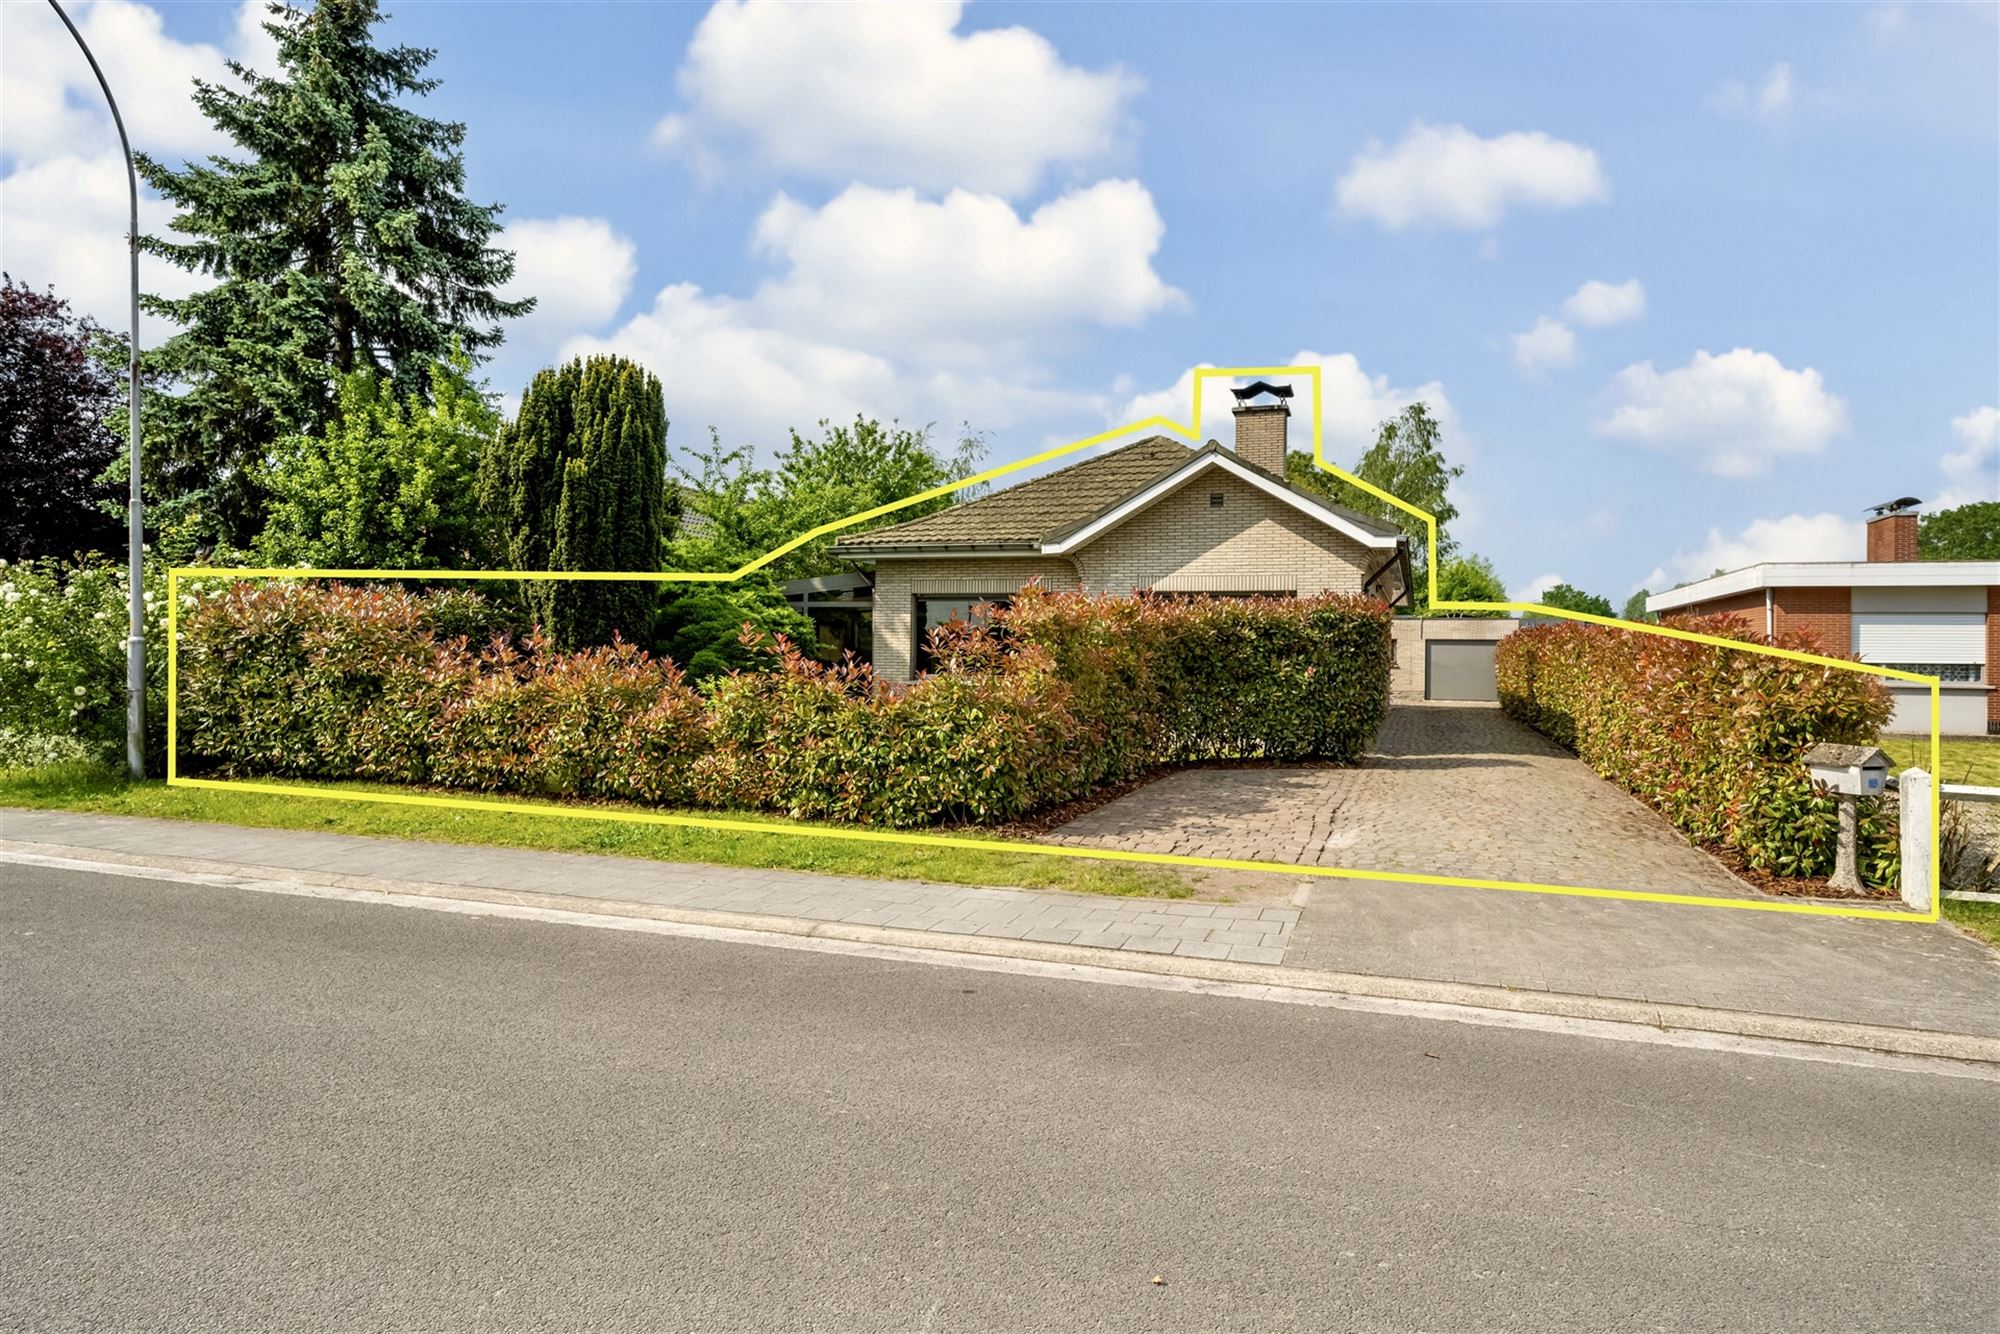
[
  {"xmin": 1771, "ymin": 586, "xmax": 1851, "ymax": 655},
  {"xmin": 1989, "ymin": 587, "xmax": 1999, "ymax": 728},
  {"xmin": 1866, "ymin": 514, "xmax": 1918, "ymax": 561},
  {"xmin": 1675, "ymin": 589, "xmax": 1766, "ymax": 635}
]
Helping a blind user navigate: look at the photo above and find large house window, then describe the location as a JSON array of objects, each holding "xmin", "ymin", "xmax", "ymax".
[{"xmin": 914, "ymin": 594, "xmax": 1012, "ymax": 673}]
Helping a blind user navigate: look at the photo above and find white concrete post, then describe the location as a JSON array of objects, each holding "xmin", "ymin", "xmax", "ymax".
[{"xmin": 1898, "ymin": 768, "xmax": 1933, "ymax": 914}]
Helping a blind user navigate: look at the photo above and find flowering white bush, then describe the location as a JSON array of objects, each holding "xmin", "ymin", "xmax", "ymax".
[{"xmin": 0, "ymin": 555, "xmax": 170, "ymax": 769}]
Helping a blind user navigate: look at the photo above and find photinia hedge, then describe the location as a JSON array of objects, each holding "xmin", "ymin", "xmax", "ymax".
[
  {"xmin": 1495, "ymin": 615, "xmax": 1899, "ymax": 885},
  {"xmin": 177, "ymin": 580, "xmax": 1393, "ymax": 828}
]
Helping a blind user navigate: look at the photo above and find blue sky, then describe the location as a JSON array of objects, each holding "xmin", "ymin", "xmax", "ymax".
[{"xmin": 5, "ymin": 1, "xmax": 1996, "ymax": 600}]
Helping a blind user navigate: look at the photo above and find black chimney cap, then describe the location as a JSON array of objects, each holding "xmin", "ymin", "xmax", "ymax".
[
  {"xmin": 1230, "ymin": 380, "xmax": 1294, "ymax": 403},
  {"xmin": 1865, "ymin": 497, "xmax": 1921, "ymax": 517}
]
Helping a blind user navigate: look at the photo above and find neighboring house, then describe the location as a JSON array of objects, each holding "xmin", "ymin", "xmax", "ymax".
[
  {"xmin": 825, "ymin": 384, "xmax": 1412, "ymax": 682},
  {"xmin": 1646, "ymin": 500, "xmax": 2000, "ymax": 735}
]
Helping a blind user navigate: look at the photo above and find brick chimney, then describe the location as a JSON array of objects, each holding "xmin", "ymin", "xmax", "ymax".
[
  {"xmin": 1865, "ymin": 498, "xmax": 1921, "ymax": 562},
  {"xmin": 1230, "ymin": 380, "xmax": 1292, "ymax": 476}
]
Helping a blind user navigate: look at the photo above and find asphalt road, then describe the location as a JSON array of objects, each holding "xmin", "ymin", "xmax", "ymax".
[{"xmin": 3, "ymin": 864, "xmax": 1996, "ymax": 1333}]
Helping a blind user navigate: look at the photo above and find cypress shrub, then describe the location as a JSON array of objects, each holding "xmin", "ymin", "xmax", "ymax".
[{"xmin": 481, "ymin": 356, "xmax": 668, "ymax": 648}]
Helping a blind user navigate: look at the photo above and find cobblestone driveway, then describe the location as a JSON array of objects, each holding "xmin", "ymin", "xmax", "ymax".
[{"xmin": 1046, "ymin": 704, "xmax": 1752, "ymax": 897}]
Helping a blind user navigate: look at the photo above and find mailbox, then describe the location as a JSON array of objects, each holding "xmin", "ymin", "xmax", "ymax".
[{"xmin": 1803, "ymin": 743, "xmax": 1890, "ymax": 797}]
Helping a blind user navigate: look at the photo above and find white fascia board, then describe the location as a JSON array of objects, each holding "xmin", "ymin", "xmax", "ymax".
[
  {"xmin": 1648, "ymin": 561, "xmax": 2000, "ymax": 613},
  {"xmin": 1040, "ymin": 453, "xmax": 1400, "ymax": 556}
]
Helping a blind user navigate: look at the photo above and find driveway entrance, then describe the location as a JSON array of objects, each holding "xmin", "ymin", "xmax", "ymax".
[{"xmin": 1045, "ymin": 704, "xmax": 1751, "ymax": 897}]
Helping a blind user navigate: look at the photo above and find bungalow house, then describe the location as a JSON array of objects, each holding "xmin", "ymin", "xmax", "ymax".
[
  {"xmin": 1646, "ymin": 499, "xmax": 2000, "ymax": 735},
  {"xmin": 821, "ymin": 383, "xmax": 1413, "ymax": 682}
]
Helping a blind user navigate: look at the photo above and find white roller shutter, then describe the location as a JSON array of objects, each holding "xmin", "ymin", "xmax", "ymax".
[{"xmin": 1851, "ymin": 613, "xmax": 1984, "ymax": 664}]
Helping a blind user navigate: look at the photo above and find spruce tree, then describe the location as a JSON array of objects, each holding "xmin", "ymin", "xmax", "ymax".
[
  {"xmin": 484, "ymin": 356, "xmax": 669, "ymax": 647},
  {"xmin": 135, "ymin": 0, "xmax": 530, "ymax": 545}
]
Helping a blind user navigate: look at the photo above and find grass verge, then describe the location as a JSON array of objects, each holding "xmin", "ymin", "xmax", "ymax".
[
  {"xmin": 1944, "ymin": 899, "xmax": 2000, "ymax": 949},
  {"xmin": 0, "ymin": 766, "xmax": 1196, "ymax": 900},
  {"xmin": 1881, "ymin": 734, "xmax": 2000, "ymax": 788}
]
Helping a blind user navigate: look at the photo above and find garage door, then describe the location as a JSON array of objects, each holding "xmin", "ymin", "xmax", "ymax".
[{"xmin": 1426, "ymin": 640, "xmax": 1499, "ymax": 701}]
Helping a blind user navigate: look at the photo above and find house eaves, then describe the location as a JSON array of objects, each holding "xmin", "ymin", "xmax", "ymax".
[{"xmin": 1647, "ymin": 560, "xmax": 2000, "ymax": 613}]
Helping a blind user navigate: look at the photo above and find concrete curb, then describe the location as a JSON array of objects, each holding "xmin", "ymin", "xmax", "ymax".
[{"xmin": 12, "ymin": 836, "xmax": 2000, "ymax": 1066}]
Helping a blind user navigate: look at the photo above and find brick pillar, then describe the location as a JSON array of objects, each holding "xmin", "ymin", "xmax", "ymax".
[
  {"xmin": 1232, "ymin": 403, "xmax": 1289, "ymax": 476},
  {"xmin": 1866, "ymin": 513, "xmax": 1918, "ymax": 561},
  {"xmin": 1989, "ymin": 587, "xmax": 1999, "ymax": 733}
]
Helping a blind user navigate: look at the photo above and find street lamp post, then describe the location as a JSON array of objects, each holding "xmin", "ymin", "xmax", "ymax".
[{"xmin": 47, "ymin": 0, "xmax": 146, "ymax": 779}]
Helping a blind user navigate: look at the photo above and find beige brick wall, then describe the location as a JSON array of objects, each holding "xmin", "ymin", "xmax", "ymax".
[
  {"xmin": 1071, "ymin": 472, "xmax": 1378, "ymax": 596},
  {"xmin": 1386, "ymin": 617, "xmax": 1519, "ymax": 698},
  {"xmin": 866, "ymin": 474, "xmax": 1384, "ymax": 680},
  {"xmin": 869, "ymin": 556, "xmax": 1078, "ymax": 682}
]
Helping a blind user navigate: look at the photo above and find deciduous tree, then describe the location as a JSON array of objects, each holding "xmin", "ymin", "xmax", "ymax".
[
  {"xmin": 1526, "ymin": 583, "xmax": 1615, "ymax": 621},
  {"xmin": 0, "ymin": 278, "xmax": 122, "ymax": 559},
  {"xmin": 256, "ymin": 354, "xmax": 499, "ymax": 570},
  {"xmin": 1288, "ymin": 403, "xmax": 1461, "ymax": 577},
  {"xmin": 1423, "ymin": 553, "xmax": 1510, "ymax": 617},
  {"xmin": 1919, "ymin": 502, "xmax": 1999, "ymax": 560}
]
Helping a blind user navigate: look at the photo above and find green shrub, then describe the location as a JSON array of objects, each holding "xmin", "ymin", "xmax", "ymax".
[
  {"xmin": 0, "ymin": 728, "xmax": 101, "ymax": 770},
  {"xmin": 432, "ymin": 638, "xmax": 707, "ymax": 803},
  {"xmin": 178, "ymin": 579, "xmax": 1395, "ymax": 829},
  {"xmin": 0, "ymin": 554, "xmax": 169, "ymax": 768},
  {"xmin": 177, "ymin": 580, "xmax": 504, "ymax": 780},
  {"xmin": 1496, "ymin": 615, "xmax": 1898, "ymax": 885}
]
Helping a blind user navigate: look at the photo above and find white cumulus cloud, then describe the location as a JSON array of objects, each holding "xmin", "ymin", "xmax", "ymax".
[
  {"xmin": 1641, "ymin": 512, "xmax": 1865, "ymax": 590},
  {"xmin": 1333, "ymin": 123, "xmax": 1609, "ymax": 231},
  {"xmin": 0, "ymin": 152, "xmax": 196, "ymax": 340},
  {"xmin": 654, "ymin": 0, "xmax": 1140, "ymax": 198},
  {"xmin": 0, "ymin": 1, "xmax": 273, "ymax": 336},
  {"xmin": 0, "ymin": 0, "xmax": 267, "ymax": 163},
  {"xmin": 1116, "ymin": 352, "xmax": 1455, "ymax": 461},
  {"xmin": 1563, "ymin": 278, "xmax": 1646, "ymax": 327},
  {"xmin": 560, "ymin": 283, "xmax": 1101, "ymax": 452},
  {"xmin": 498, "ymin": 216, "xmax": 639, "ymax": 346},
  {"xmin": 1938, "ymin": 405, "xmax": 1999, "ymax": 506},
  {"xmin": 749, "ymin": 181, "xmax": 1183, "ymax": 363},
  {"xmin": 1511, "ymin": 317, "xmax": 1577, "ymax": 373},
  {"xmin": 1594, "ymin": 348, "xmax": 1848, "ymax": 477}
]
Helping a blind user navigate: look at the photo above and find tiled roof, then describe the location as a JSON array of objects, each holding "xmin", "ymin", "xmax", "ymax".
[
  {"xmin": 830, "ymin": 435, "xmax": 1196, "ymax": 553},
  {"xmin": 828, "ymin": 435, "xmax": 1405, "ymax": 555}
]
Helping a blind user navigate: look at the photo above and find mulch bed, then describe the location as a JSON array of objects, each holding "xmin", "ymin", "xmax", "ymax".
[{"xmin": 1708, "ymin": 847, "xmax": 1900, "ymax": 902}]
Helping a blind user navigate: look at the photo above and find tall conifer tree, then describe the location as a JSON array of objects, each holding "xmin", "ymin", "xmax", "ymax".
[
  {"xmin": 136, "ymin": 0, "xmax": 529, "ymax": 544},
  {"xmin": 484, "ymin": 357, "xmax": 669, "ymax": 647}
]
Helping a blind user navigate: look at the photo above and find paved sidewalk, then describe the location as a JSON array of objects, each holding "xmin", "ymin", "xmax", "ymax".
[
  {"xmin": 6, "ymin": 807, "xmax": 1997, "ymax": 1039},
  {"xmin": 0, "ymin": 810, "xmax": 1299, "ymax": 965}
]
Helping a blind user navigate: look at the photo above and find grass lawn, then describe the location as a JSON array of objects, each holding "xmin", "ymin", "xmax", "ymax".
[
  {"xmin": 1880, "ymin": 733, "xmax": 2000, "ymax": 788},
  {"xmin": 1944, "ymin": 899, "xmax": 2000, "ymax": 949},
  {"xmin": 0, "ymin": 766, "xmax": 1197, "ymax": 901}
]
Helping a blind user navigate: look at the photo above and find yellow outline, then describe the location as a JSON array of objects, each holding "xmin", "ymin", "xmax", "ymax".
[{"xmin": 166, "ymin": 364, "xmax": 1944, "ymax": 925}]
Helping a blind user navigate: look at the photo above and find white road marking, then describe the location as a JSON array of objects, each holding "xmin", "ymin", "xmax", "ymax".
[{"xmin": 6, "ymin": 847, "xmax": 1994, "ymax": 1082}]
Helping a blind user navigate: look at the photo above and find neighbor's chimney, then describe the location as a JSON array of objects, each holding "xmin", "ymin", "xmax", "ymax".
[
  {"xmin": 1865, "ymin": 497, "xmax": 1921, "ymax": 562},
  {"xmin": 1230, "ymin": 380, "xmax": 1292, "ymax": 476}
]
